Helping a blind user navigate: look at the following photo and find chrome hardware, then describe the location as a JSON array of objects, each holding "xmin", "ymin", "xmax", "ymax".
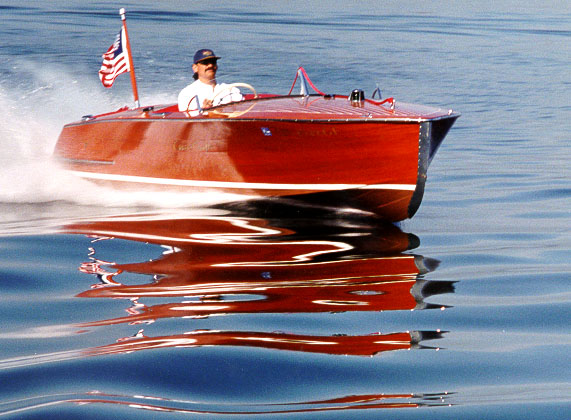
[{"xmin": 349, "ymin": 89, "xmax": 365, "ymax": 104}]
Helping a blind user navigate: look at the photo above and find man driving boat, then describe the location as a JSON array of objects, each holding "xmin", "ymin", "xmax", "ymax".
[{"xmin": 178, "ymin": 48, "xmax": 243, "ymax": 112}]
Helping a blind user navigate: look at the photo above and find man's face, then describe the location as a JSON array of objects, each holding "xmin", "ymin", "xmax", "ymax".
[{"xmin": 193, "ymin": 58, "xmax": 218, "ymax": 83}]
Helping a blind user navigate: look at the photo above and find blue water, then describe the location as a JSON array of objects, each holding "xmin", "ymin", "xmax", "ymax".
[{"xmin": 0, "ymin": 1, "xmax": 569, "ymax": 418}]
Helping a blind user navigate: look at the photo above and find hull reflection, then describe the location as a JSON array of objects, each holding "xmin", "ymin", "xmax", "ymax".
[
  {"xmin": 62, "ymin": 211, "xmax": 454, "ymax": 357},
  {"xmin": 76, "ymin": 274, "xmax": 447, "ymax": 326},
  {"xmin": 8, "ymin": 390, "xmax": 451, "ymax": 416},
  {"xmin": 86, "ymin": 330, "xmax": 444, "ymax": 358},
  {"xmin": 73, "ymin": 392, "xmax": 452, "ymax": 414}
]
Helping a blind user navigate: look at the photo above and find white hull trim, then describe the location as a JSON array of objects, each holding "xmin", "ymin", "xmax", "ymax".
[{"xmin": 70, "ymin": 170, "xmax": 416, "ymax": 192}]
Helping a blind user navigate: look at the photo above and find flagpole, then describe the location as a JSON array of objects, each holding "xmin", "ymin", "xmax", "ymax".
[{"xmin": 119, "ymin": 8, "xmax": 140, "ymax": 108}]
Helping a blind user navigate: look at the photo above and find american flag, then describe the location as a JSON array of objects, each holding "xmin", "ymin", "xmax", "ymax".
[{"xmin": 98, "ymin": 27, "xmax": 130, "ymax": 88}]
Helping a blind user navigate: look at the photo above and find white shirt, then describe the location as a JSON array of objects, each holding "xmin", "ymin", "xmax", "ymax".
[{"xmin": 178, "ymin": 79, "xmax": 243, "ymax": 112}]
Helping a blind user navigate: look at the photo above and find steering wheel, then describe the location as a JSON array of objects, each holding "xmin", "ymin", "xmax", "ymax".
[
  {"xmin": 212, "ymin": 82, "xmax": 258, "ymax": 105},
  {"xmin": 209, "ymin": 83, "xmax": 258, "ymax": 118}
]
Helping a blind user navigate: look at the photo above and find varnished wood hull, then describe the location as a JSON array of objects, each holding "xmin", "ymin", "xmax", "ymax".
[{"xmin": 54, "ymin": 95, "xmax": 458, "ymax": 221}]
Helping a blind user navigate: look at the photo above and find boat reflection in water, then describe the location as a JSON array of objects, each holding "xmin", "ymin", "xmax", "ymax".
[
  {"xmin": 57, "ymin": 390, "xmax": 453, "ymax": 415},
  {"xmin": 60, "ymin": 208, "xmax": 455, "ymax": 413},
  {"xmin": 64, "ymin": 208, "xmax": 453, "ymax": 355}
]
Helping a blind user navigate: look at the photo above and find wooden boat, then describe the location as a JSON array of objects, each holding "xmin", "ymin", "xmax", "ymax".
[{"xmin": 54, "ymin": 68, "xmax": 459, "ymax": 221}]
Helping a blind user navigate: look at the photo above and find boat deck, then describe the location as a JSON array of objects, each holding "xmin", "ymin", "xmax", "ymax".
[{"xmin": 76, "ymin": 95, "xmax": 457, "ymax": 125}]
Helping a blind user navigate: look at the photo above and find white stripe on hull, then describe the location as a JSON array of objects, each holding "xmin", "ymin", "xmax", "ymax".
[{"xmin": 70, "ymin": 170, "xmax": 416, "ymax": 192}]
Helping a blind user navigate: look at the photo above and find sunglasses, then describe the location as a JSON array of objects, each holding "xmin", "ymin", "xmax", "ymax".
[{"xmin": 197, "ymin": 59, "xmax": 218, "ymax": 66}]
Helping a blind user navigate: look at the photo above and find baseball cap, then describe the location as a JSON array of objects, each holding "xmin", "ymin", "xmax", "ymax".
[{"xmin": 193, "ymin": 49, "xmax": 220, "ymax": 64}]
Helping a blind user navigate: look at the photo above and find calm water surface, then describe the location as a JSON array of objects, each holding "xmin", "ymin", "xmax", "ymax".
[{"xmin": 0, "ymin": 1, "xmax": 569, "ymax": 418}]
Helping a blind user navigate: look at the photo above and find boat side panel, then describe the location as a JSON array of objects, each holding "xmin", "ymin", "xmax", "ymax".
[
  {"xmin": 225, "ymin": 121, "xmax": 420, "ymax": 186},
  {"xmin": 55, "ymin": 119, "xmax": 421, "ymax": 186},
  {"xmin": 54, "ymin": 119, "xmax": 421, "ymax": 220}
]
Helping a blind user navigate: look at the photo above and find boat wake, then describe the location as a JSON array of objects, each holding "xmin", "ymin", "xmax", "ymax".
[{"xmin": 0, "ymin": 61, "xmax": 241, "ymax": 210}]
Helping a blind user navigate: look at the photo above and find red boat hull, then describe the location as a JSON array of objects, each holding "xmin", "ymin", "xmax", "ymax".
[{"xmin": 54, "ymin": 95, "xmax": 458, "ymax": 220}]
